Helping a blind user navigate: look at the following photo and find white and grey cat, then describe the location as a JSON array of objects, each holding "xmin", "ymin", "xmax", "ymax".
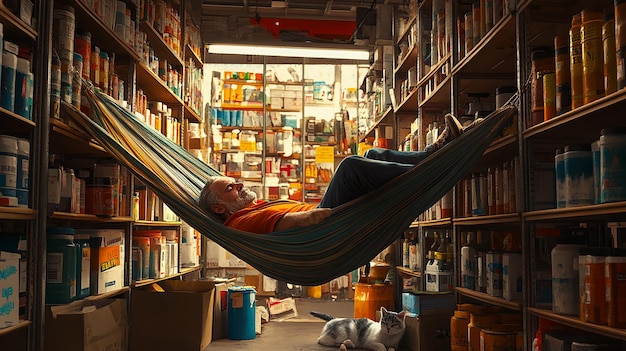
[{"xmin": 310, "ymin": 307, "xmax": 407, "ymax": 351}]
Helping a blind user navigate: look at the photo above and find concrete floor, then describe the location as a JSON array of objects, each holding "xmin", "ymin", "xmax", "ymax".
[{"xmin": 209, "ymin": 297, "xmax": 358, "ymax": 351}]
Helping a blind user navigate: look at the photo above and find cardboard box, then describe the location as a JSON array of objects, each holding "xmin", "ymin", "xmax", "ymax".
[
  {"xmin": 205, "ymin": 240, "xmax": 247, "ymax": 268},
  {"xmin": 400, "ymin": 310, "xmax": 453, "ymax": 351},
  {"xmin": 0, "ymin": 252, "xmax": 20, "ymax": 328},
  {"xmin": 212, "ymin": 281, "xmax": 235, "ymax": 340},
  {"xmin": 130, "ymin": 280, "xmax": 215, "ymax": 351},
  {"xmin": 89, "ymin": 229, "xmax": 125, "ymax": 295},
  {"xmin": 401, "ymin": 292, "xmax": 455, "ymax": 315},
  {"xmin": 44, "ymin": 298, "xmax": 126, "ymax": 351}
]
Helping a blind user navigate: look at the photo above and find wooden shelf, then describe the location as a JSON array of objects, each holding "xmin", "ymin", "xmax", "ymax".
[
  {"xmin": 49, "ymin": 118, "xmax": 110, "ymax": 157},
  {"xmin": 136, "ymin": 61, "xmax": 184, "ymax": 106},
  {"xmin": 394, "ymin": 45, "xmax": 418, "ymax": 75},
  {"xmin": 456, "ymin": 287, "xmax": 522, "ymax": 311},
  {"xmin": 453, "ymin": 213, "xmax": 521, "ymax": 226},
  {"xmin": 132, "ymin": 266, "xmax": 202, "ymax": 288},
  {"xmin": 0, "ymin": 4, "xmax": 36, "ymax": 41},
  {"xmin": 185, "ymin": 44, "xmax": 203, "ymax": 67},
  {"xmin": 220, "ymin": 103, "xmax": 264, "ymax": 110},
  {"xmin": 0, "ymin": 320, "xmax": 30, "ymax": 337},
  {"xmin": 0, "ymin": 207, "xmax": 35, "ymax": 220},
  {"xmin": 139, "ymin": 21, "xmax": 183, "ymax": 68},
  {"xmin": 396, "ymin": 266, "xmax": 422, "ymax": 278},
  {"xmin": 523, "ymin": 201, "xmax": 626, "ymax": 222},
  {"xmin": 133, "ymin": 220, "xmax": 182, "ymax": 227},
  {"xmin": 528, "ymin": 307, "xmax": 626, "ymax": 341},
  {"xmin": 84, "ymin": 287, "xmax": 130, "ymax": 301},
  {"xmin": 416, "ymin": 218, "xmax": 452, "ymax": 228},
  {"xmin": 361, "ymin": 106, "xmax": 394, "ymax": 141},
  {"xmin": 396, "ymin": 16, "xmax": 417, "ymax": 45},
  {"xmin": 0, "ymin": 106, "xmax": 36, "ymax": 132},
  {"xmin": 49, "ymin": 212, "xmax": 134, "ymax": 223},
  {"xmin": 184, "ymin": 104, "xmax": 202, "ymax": 123}
]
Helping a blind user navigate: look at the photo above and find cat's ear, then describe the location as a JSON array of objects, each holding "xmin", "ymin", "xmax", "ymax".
[
  {"xmin": 398, "ymin": 311, "xmax": 407, "ymax": 319},
  {"xmin": 380, "ymin": 306, "xmax": 388, "ymax": 313}
]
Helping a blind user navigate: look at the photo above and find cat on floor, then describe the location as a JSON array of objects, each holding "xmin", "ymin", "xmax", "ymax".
[{"xmin": 309, "ymin": 307, "xmax": 407, "ymax": 351}]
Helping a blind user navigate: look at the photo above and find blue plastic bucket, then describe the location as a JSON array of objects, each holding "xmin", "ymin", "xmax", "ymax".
[{"xmin": 227, "ymin": 286, "xmax": 256, "ymax": 340}]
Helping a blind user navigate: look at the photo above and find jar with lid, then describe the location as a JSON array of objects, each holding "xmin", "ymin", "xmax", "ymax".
[
  {"xmin": 599, "ymin": 127, "xmax": 626, "ymax": 203},
  {"xmin": 563, "ymin": 143, "xmax": 594, "ymax": 207}
]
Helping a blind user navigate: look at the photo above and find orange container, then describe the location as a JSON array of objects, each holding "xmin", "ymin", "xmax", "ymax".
[
  {"xmin": 451, "ymin": 310, "xmax": 470, "ymax": 351},
  {"xmin": 353, "ymin": 283, "xmax": 394, "ymax": 320},
  {"xmin": 468, "ymin": 313, "xmax": 499, "ymax": 351},
  {"xmin": 570, "ymin": 13, "xmax": 583, "ymax": 109},
  {"xmin": 480, "ymin": 328, "xmax": 517, "ymax": 351},
  {"xmin": 580, "ymin": 248, "xmax": 608, "ymax": 324},
  {"xmin": 606, "ymin": 248, "xmax": 626, "ymax": 328}
]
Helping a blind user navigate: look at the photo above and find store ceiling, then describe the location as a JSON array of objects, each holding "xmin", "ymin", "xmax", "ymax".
[{"xmin": 200, "ymin": 0, "xmax": 409, "ymax": 46}]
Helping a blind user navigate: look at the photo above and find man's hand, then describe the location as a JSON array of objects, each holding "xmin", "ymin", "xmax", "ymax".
[{"xmin": 273, "ymin": 208, "xmax": 333, "ymax": 231}]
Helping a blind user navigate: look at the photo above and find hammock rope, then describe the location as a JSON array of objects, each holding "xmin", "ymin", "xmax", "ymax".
[{"xmin": 62, "ymin": 86, "xmax": 518, "ymax": 285}]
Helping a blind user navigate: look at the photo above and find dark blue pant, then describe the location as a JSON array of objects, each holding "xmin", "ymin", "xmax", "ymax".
[{"xmin": 317, "ymin": 147, "xmax": 429, "ymax": 208}]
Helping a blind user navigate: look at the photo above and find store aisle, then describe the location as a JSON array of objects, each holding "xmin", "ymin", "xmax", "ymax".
[{"xmin": 209, "ymin": 298, "xmax": 355, "ymax": 351}]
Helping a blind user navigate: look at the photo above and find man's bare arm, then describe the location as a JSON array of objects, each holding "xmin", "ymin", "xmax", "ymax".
[{"xmin": 273, "ymin": 208, "xmax": 332, "ymax": 231}]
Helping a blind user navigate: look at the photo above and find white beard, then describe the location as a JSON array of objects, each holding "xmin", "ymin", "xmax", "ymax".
[{"xmin": 223, "ymin": 188, "xmax": 257, "ymax": 214}]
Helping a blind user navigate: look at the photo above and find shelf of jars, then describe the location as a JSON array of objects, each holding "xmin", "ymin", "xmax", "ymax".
[
  {"xmin": 394, "ymin": 45, "xmax": 417, "ymax": 76},
  {"xmin": 527, "ymin": 307, "xmax": 626, "ymax": 341},
  {"xmin": 415, "ymin": 54, "xmax": 451, "ymax": 109},
  {"xmin": 48, "ymin": 212, "xmax": 134, "ymax": 223},
  {"xmin": 185, "ymin": 44, "xmax": 203, "ymax": 68},
  {"xmin": 456, "ymin": 287, "xmax": 523, "ymax": 311},
  {"xmin": 0, "ymin": 3, "xmax": 36, "ymax": 40},
  {"xmin": 451, "ymin": 11, "xmax": 516, "ymax": 77},
  {"xmin": 523, "ymin": 89, "xmax": 626, "ymax": 141},
  {"xmin": 396, "ymin": 266, "xmax": 422, "ymax": 278},
  {"xmin": 139, "ymin": 20, "xmax": 184, "ymax": 68},
  {"xmin": 361, "ymin": 106, "xmax": 393, "ymax": 141},
  {"xmin": 49, "ymin": 118, "xmax": 110, "ymax": 157}
]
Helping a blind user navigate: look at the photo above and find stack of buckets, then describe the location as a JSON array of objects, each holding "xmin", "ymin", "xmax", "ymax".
[
  {"xmin": 227, "ymin": 286, "xmax": 256, "ymax": 340},
  {"xmin": 450, "ymin": 303, "xmax": 523, "ymax": 351}
]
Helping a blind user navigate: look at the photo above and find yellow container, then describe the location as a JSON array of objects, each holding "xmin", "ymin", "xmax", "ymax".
[
  {"xmin": 307, "ymin": 285, "xmax": 322, "ymax": 299},
  {"xmin": 353, "ymin": 283, "xmax": 394, "ymax": 320},
  {"xmin": 451, "ymin": 310, "xmax": 470, "ymax": 351}
]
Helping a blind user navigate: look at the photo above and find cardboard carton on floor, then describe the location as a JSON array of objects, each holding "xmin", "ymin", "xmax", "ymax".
[
  {"xmin": 400, "ymin": 310, "xmax": 452, "ymax": 351},
  {"xmin": 44, "ymin": 298, "xmax": 126, "ymax": 351},
  {"xmin": 130, "ymin": 280, "xmax": 216, "ymax": 351},
  {"xmin": 212, "ymin": 281, "xmax": 235, "ymax": 340}
]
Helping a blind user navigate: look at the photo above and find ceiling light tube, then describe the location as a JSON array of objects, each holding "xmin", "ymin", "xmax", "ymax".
[{"xmin": 207, "ymin": 43, "xmax": 370, "ymax": 61}]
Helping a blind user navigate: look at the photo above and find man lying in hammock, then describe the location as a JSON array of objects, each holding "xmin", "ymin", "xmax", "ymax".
[{"xmin": 199, "ymin": 114, "xmax": 470, "ymax": 234}]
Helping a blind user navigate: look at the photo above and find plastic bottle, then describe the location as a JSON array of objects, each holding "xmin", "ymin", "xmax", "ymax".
[
  {"xmin": 563, "ymin": 143, "xmax": 594, "ymax": 207},
  {"xmin": 14, "ymin": 57, "xmax": 33, "ymax": 119},
  {"xmin": 551, "ymin": 240, "xmax": 585, "ymax": 316},
  {"xmin": 461, "ymin": 232, "xmax": 477, "ymax": 289},
  {"xmin": 74, "ymin": 233, "xmax": 90, "ymax": 299}
]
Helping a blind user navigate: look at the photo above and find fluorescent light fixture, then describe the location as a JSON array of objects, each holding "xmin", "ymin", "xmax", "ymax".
[{"xmin": 207, "ymin": 43, "xmax": 370, "ymax": 61}]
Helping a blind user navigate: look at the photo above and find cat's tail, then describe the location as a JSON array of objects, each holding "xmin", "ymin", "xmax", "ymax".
[{"xmin": 309, "ymin": 311, "xmax": 334, "ymax": 321}]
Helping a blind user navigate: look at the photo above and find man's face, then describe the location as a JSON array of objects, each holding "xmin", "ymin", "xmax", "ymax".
[{"xmin": 208, "ymin": 177, "xmax": 257, "ymax": 216}]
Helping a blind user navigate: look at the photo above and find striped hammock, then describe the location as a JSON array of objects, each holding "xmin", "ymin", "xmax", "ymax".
[{"xmin": 61, "ymin": 87, "xmax": 517, "ymax": 285}]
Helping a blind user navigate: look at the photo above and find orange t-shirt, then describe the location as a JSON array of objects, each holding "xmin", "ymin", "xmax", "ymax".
[{"xmin": 224, "ymin": 200, "xmax": 316, "ymax": 234}]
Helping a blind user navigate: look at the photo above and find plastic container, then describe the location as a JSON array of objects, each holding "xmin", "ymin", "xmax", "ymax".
[
  {"xmin": 461, "ymin": 236, "xmax": 477, "ymax": 290},
  {"xmin": 85, "ymin": 177, "xmax": 114, "ymax": 217},
  {"xmin": 450, "ymin": 310, "xmax": 470, "ymax": 351},
  {"xmin": 227, "ymin": 286, "xmax": 256, "ymax": 340},
  {"xmin": 580, "ymin": 247, "xmax": 609, "ymax": 325},
  {"xmin": 53, "ymin": 5, "xmax": 76, "ymax": 62},
  {"xmin": 74, "ymin": 31, "xmax": 91, "ymax": 79},
  {"xmin": 581, "ymin": 11, "xmax": 605, "ymax": 104},
  {"xmin": 15, "ymin": 138, "xmax": 29, "ymax": 207},
  {"xmin": 480, "ymin": 328, "xmax": 517, "ymax": 351},
  {"xmin": 134, "ymin": 230, "xmax": 164, "ymax": 279},
  {"xmin": 132, "ymin": 236, "xmax": 150, "ymax": 280},
  {"xmin": 0, "ymin": 135, "xmax": 18, "ymax": 193},
  {"xmin": 599, "ymin": 127, "xmax": 626, "ymax": 203},
  {"xmin": 468, "ymin": 313, "xmax": 499, "ymax": 351},
  {"xmin": 486, "ymin": 251, "xmax": 503, "ymax": 297},
  {"xmin": 554, "ymin": 33, "xmax": 571, "ymax": 114},
  {"xmin": 502, "ymin": 252, "xmax": 522, "ymax": 301},
  {"xmin": 570, "ymin": 13, "xmax": 584, "ymax": 109},
  {"xmin": 605, "ymin": 248, "xmax": 626, "ymax": 328},
  {"xmin": 530, "ymin": 49, "xmax": 554, "ymax": 126},
  {"xmin": 74, "ymin": 233, "xmax": 90, "ymax": 299},
  {"xmin": 555, "ymin": 148, "xmax": 566, "ymax": 208},
  {"xmin": 564, "ymin": 144, "xmax": 594, "ymax": 207},
  {"xmin": 353, "ymin": 283, "xmax": 394, "ymax": 320},
  {"xmin": 425, "ymin": 252, "xmax": 453, "ymax": 292},
  {"xmin": 591, "ymin": 140, "xmax": 600, "ymax": 204},
  {"xmin": 14, "ymin": 57, "xmax": 33, "ymax": 119},
  {"xmin": 1, "ymin": 51, "xmax": 17, "ymax": 111},
  {"xmin": 551, "ymin": 243, "xmax": 585, "ymax": 316},
  {"xmin": 46, "ymin": 227, "xmax": 77, "ymax": 304}
]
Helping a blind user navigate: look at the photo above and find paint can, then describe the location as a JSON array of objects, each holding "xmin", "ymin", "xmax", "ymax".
[
  {"xmin": 353, "ymin": 283, "xmax": 394, "ymax": 320},
  {"xmin": 606, "ymin": 248, "xmax": 626, "ymax": 328},
  {"xmin": 450, "ymin": 310, "xmax": 470, "ymax": 351},
  {"xmin": 228, "ymin": 286, "xmax": 256, "ymax": 340},
  {"xmin": 580, "ymin": 247, "xmax": 609, "ymax": 325},
  {"xmin": 0, "ymin": 135, "xmax": 18, "ymax": 200},
  {"xmin": 599, "ymin": 127, "xmax": 626, "ymax": 203},
  {"xmin": 480, "ymin": 328, "xmax": 517, "ymax": 351},
  {"xmin": 563, "ymin": 144, "xmax": 594, "ymax": 207},
  {"xmin": 581, "ymin": 10, "xmax": 605, "ymax": 104},
  {"xmin": 46, "ymin": 227, "xmax": 77, "ymax": 304},
  {"xmin": 551, "ymin": 243, "xmax": 585, "ymax": 316}
]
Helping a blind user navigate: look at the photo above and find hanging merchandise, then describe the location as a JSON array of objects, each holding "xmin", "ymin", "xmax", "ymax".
[{"xmin": 580, "ymin": 10, "xmax": 605, "ymax": 104}]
